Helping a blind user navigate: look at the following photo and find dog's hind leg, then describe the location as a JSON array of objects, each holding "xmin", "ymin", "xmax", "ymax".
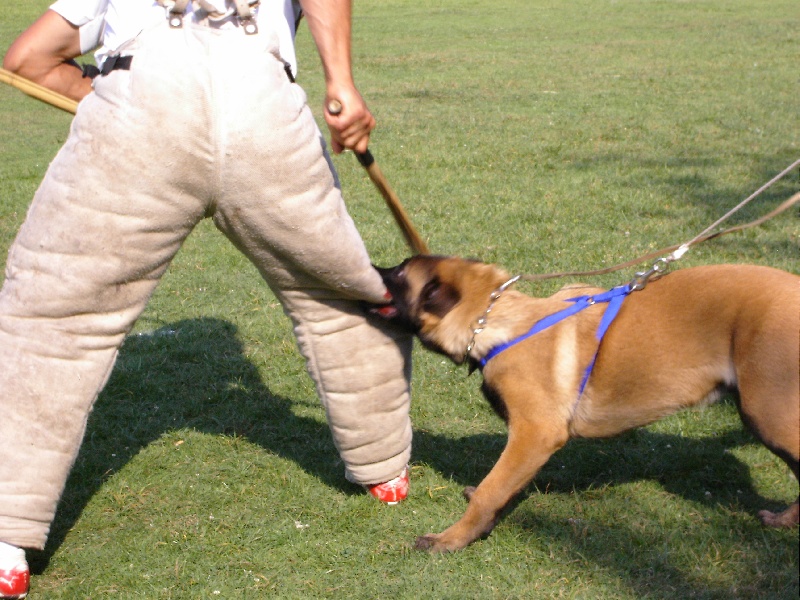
[
  {"xmin": 415, "ymin": 418, "xmax": 569, "ymax": 552},
  {"xmin": 734, "ymin": 326, "xmax": 799, "ymax": 528},
  {"xmin": 737, "ymin": 391, "xmax": 799, "ymax": 527}
]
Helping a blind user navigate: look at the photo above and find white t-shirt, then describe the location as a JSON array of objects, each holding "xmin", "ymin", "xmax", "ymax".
[{"xmin": 49, "ymin": 0, "xmax": 301, "ymax": 76}]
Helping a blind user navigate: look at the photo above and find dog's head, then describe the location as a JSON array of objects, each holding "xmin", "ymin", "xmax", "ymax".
[{"xmin": 373, "ymin": 255, "xmax": 512, "ymax": 363}]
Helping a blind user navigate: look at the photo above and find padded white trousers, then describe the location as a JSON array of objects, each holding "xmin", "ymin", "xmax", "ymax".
[{"xmin": 0, "ymin": 19, "xmax": 412, "ymax": 549}]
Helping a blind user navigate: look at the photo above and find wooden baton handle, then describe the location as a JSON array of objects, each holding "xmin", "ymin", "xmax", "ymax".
[{"xmin": 327, "ymin": 99, "xmax": 429, "ymax": 255}]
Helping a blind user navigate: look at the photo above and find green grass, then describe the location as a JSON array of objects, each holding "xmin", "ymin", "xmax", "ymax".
[{"xmin": 1, "ymin": 0, "xmax": 798, "ymax": 598}]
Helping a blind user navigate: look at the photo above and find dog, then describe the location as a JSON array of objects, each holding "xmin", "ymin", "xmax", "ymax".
[{"xmin": 373, "ymin": 255, "xmax": 799, "ymax": 552}]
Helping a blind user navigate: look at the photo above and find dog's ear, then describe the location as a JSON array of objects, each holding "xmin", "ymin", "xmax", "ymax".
[{"xmin": 420, "ymin": 276, "xmax": 461, "ymax": 318}]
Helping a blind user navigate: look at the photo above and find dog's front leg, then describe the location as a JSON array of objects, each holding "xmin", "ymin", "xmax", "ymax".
[{"xmin": 416, "ymin": 419, "xmax": 567, "ymax": 552}]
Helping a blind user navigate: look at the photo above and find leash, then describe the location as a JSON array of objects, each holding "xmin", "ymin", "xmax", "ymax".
[
  {"xmin": 467, "ymin": 162, "xmax": 797, "ymax": 416},
  {"xmin": 520, "ymin": 159, "xmax": 800, "ymax": 285},
  {"xmin": 469, "ymin": 161, "xmax": 798, "ymax": 397}
]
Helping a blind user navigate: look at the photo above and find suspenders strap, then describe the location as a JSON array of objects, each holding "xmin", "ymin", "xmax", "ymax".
[{"xmin": 157, "ymin": 0, "xmax": 260, "ymax": 34}]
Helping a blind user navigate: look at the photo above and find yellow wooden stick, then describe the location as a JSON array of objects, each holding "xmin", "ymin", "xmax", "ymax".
[{"xmin": 0, "ymin": 67, "xmax": 78, "ymax": 114}]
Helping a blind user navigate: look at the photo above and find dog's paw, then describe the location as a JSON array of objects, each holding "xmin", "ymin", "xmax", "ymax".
[
  {"xmin": 414, "ymin": 533, "xmax": 436, "ymax": 552},
  {"xmin": 414, "ymin": 534, "xmax": 439, "ymax": 552},
  {"xmin": 758, "ymin": 505, "xmax": 799, "ymax": 528},
  {"xmin": 414, "ymin": 534, "xmax": 452, "ymax": 553},
  {"xmin": 462, "ymin": 486, "xmax": 477, "ymax": 502}
]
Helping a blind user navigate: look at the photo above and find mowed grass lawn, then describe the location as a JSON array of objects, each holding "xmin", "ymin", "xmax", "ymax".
[{"xmin": 1, "ymin": 0, "xmax": 798, "ymax": 598}]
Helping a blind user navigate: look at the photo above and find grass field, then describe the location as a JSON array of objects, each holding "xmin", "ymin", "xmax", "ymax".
[{"xmin": 1, "ymin": 0, "xmax": 798, "ymax": 598}]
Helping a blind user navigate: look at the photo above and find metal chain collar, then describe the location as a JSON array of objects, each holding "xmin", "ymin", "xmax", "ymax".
[{"xmin": 463, "ymin": 275, "xmax": 521, "ymax": 362}]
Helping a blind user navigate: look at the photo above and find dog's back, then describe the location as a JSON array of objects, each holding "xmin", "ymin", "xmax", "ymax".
[
  {"xmin": 564, "ymin": 264, "xmax": 799, "ymax": 527},
  {"xmin": 577, "ymin": 265, "xmax": 798, "ymax": 430}
]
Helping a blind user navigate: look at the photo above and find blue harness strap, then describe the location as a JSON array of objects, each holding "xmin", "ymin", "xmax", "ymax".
[{"xmin": 479, "ymin": 284, "xmax": 632, "ymax": 396}]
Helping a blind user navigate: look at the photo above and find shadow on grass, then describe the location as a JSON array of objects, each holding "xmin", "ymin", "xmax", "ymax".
[
  {"xmin": 411, "ymin": 402, "xmax": 799, "ymax": 597},
  {"xmin": 568, "ymin": 150, "xmax": 799, "ymax": 256},
  {"xmin": 32, "ymin": 317, "xmax": 366, "ymax": 572},
  {"xmin": 31, "ymin": 315, "xmax": 797, "ymax": 598},
  {"xmin": 414, "ymin": 422, "xmax": 792, "ymax": 517},
  {"xmin": 411, "ymin": 409, "xmax": 798, "ymax": 598}
]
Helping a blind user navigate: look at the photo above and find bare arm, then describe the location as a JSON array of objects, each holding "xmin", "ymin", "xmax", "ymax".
[
  {"xmin": 3, "ymin": 9, "xmax": 93, "ymax": 102},
  {"xmin": 299, "ymin": 0, "xmax": 374, "ymax": 154}
]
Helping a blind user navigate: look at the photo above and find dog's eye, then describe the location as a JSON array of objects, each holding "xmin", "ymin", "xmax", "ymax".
[
  {"xmin": 420, "ymin": 277, "xmax": 460, "ymax": 318},
  {"xmin": 420, "ymin": 277, "xmax": 440, "ymax": 303}
]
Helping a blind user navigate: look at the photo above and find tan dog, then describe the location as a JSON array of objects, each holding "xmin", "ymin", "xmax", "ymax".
[{"xmin": 374, "ymin": 256, "xmax": 799, "ymax": 552}]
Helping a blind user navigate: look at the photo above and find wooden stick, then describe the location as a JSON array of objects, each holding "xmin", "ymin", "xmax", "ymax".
[
  {"xmin": 0, "ymin": 67, "xmax": 78, "ymax": 114},
  {"xmin": 327, "ymin": 99, "xmax": 430, "ymax": 254}
]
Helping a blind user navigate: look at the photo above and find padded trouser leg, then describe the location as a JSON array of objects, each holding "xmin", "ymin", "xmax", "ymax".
[
  {"xmin": 277, "ymin": 289, "xmax": 412, "ymax": 485},
  {"xmin": 0, "ymin": 136, "xmax": 201, "ymax": 549}
]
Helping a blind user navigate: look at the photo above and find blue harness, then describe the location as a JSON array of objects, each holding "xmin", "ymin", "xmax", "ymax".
[{"xmin": 479, "ymin": 284, "xmax": 632, "ymax": 397}]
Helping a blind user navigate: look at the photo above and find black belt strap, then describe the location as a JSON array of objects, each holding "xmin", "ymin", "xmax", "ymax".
[
  {"xmin": 98, "ymin": 54, "xmax": 296, "ymax": 84},
  {"xmin": 100, "ymin": 55, "xmax": 133, "ymax": 76},
  {"xmin": 284, "ymin": 62, "xmax": 295, "ymax": 83}
]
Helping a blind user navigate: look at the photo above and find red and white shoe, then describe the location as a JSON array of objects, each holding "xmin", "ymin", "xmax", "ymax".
[
  {"xmin": 0, "ymin": 546, "xmax": 29, "ymax": 600},
  {"xmin": 367, "ymin": 467, "xmax": 409, "ymax": 505}
]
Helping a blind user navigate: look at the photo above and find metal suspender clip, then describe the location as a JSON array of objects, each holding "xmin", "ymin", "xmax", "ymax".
[
  {"xmin": 239, "ymin": 15, "xmax": 258, "ymax": 35},
  {"xmin": 168, "ymin": 12, "xmax": 184, "ymax": 28},
  {"xmin": 234, "ymin": 0, "xmax": 259, "ymax": 34},
  {"xmin": 159, "ymin": 0, "xmax": 259, "ymax": 34},
  {"xmin": 159, "ymin": 0, "xmax": 190, "ymax": 28}
]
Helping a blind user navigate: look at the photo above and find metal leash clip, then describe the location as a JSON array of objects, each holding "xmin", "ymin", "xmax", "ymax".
[
  {"xmin": 629, "ymin": 257, "xmax": 671, "ymax": 291},
  {"xmin": 629, "ymin": 243, "xmax": 692, "ymax": 291}
]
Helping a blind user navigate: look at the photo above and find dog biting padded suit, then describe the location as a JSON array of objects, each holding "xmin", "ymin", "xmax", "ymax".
[{"xmin": 0, "ymin": 17, "xmax": 412, "ymax": 549}]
